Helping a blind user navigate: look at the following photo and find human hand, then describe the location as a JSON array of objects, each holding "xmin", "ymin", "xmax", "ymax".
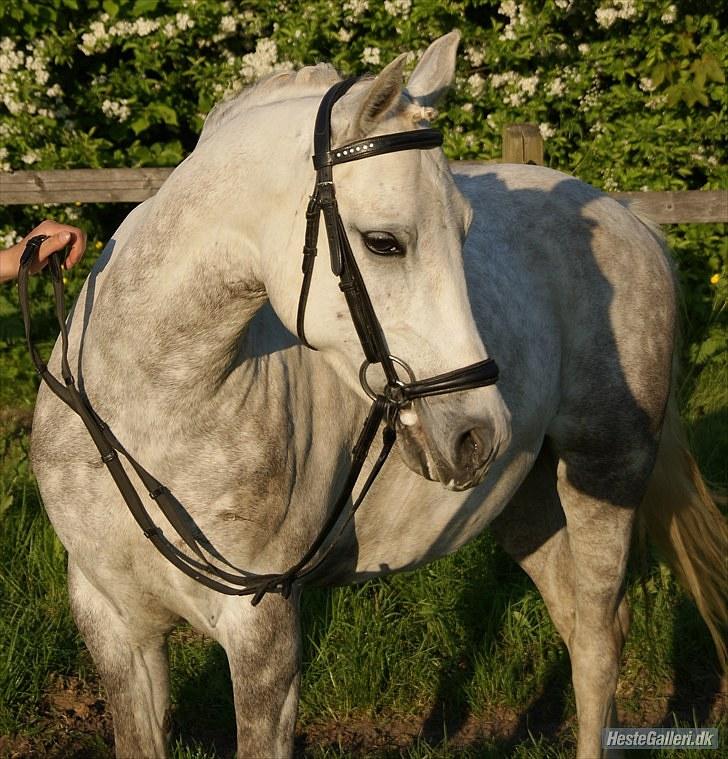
[{"xmin": 0, "ymin": 220, "xmax": 87, "ymax": 283}]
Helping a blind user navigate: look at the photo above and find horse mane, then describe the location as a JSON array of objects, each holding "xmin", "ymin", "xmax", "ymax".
[{"xmin": 200, "ymin": 64, "xmax": 343, "ymax": 141}]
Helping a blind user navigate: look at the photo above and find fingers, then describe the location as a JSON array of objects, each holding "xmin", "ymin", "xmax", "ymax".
[{"xmin": 24, "ymin": 220, "xmax": 87, "ymax": 272}]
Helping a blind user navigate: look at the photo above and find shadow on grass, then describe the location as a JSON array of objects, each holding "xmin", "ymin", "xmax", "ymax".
[
  {"xmin": 413, "ymin": 536, "xmax": 574, "ymax": 756},
  {"xmin": 170, "ymin": 639, "xmax": 236, "ymax": 759},
  {"xmin": 665, "ymin": 594, "xmax": 724, "ymax": 727}
]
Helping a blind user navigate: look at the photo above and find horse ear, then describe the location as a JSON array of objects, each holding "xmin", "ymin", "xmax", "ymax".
[
  {"xmin": 406, "ymin": 30, "xmax": 461, "ymax": 107},
  {"xmin": 354, "ymin": 53, "xmax": 407, "ymax": 136}
]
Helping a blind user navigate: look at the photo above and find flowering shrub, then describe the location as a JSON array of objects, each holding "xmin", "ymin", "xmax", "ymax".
[{"xmin": 0, "ymin": 0, "xmax": 725, "ymax": 367}]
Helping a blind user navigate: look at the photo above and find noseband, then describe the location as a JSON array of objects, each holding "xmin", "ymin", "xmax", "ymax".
[{"xmin": 18, "ymin": 78, "xmax": 499, "ymax": 605}]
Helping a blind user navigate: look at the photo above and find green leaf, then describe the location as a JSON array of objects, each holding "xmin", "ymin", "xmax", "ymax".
[
  {"xmin": 151, "ymin": 103, "xmax": 178, "ymax": 126},
  {"xmin": 650, "ymin": 63, "xmax": 667, "ymax": 89},
  {"xmin": 132, "ymin": 0, "xmax": 158, "ymax": 16},
  {"xmin": 102, "ymin": 0, "xmax": 119, "ymax": 17},
  {"xmin": 130, "ymin": 115, "xmax": 150, "ymax": 134},
  {"xmin": 702, "ymin": 54, "xmax": 725, "ymax": 84}
]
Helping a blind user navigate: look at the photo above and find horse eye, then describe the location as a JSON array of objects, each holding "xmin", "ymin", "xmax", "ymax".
[{"xmin": 362, "ymin": 231, "xmax": 405, "ymax": 257}]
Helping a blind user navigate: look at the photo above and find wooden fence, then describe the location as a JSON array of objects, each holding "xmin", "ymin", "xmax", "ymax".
[{"xmin": 2, "ymin": 125, "xmax": 726, "ymax": 224}]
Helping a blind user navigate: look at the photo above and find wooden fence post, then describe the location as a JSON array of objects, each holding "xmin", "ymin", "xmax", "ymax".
[{"xmin": 502, "ymin": 124, "xmax": 544, "ymax": 165}]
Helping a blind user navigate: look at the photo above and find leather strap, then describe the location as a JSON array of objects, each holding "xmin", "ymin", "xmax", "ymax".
[
  {"xmin": 18, "ymin": 239, "xmax": 397, "ymax": 604},
  {"xmin": 19, "ymin": 78, "xmax": 501, "ymax": 606},
  {"xmin": 297, "ymin": 78, "xmax": 499, "ymax": 404},
  {"xmin": 313, "ymin": 129, "xmax": 443, "ymax": 170},
  {"xmin": 402, "ymin": 358, "xmax": 499, "ymax": 401}
]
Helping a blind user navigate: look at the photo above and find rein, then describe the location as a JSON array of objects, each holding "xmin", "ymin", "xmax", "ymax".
[{"xmin": 18, "ymin": 78, "xmax": 499, "ymax": 605}]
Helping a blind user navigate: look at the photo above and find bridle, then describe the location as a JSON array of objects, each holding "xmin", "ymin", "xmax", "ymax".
[{"xmin": 18, "ymin": 77, "xmax": 499, "ymax": 605}]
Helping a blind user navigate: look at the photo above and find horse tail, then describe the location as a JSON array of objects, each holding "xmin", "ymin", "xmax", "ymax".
[{"xmin": 638, "ymin": 389, "xmax": 728, "ymax": 667}]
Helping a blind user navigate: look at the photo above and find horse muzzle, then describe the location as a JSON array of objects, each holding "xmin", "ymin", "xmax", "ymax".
[{"xmin": 396, "ymin": 404, "xmax": 506, "ymax": 491}]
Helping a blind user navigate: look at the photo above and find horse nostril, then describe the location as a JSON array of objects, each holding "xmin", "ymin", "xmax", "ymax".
[{"xmin": 457, "ymin": 427, "xmax": 491, "ymax": 475}]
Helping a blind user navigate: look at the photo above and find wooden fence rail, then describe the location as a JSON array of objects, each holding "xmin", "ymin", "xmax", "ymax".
[{"xmin": 2, "ymin": 125, "xmax": 726, "ymax": 224}]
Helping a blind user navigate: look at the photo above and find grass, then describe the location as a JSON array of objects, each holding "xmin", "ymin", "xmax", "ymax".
[{"xmin": 0, "ymin": 271, "xmax": 726, "ymax": 757}]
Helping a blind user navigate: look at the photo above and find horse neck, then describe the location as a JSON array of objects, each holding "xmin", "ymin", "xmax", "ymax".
[{"xmin": 90, "ymin": 118, "xmax": 312, "ymax": 412}]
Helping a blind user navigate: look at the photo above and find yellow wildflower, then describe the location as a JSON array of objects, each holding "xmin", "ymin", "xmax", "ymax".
[
  {"xmin": 95, "ymin": 240, "xmax": 103, "ymax": 250},
  {"xmin": 710, "ymin": 273, "xmax": 720, "ymax": 285}
]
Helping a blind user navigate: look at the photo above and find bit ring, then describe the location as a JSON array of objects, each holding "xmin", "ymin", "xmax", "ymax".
[{"xmin": 359, "ymin": 355, "xmax": 416, "ymax": 404}]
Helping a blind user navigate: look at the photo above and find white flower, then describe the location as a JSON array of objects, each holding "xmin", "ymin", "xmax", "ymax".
[
  {"xmin": 596, "ymin": 0, "xmax": 637, "ymax": 29},
  {"xmin": 240, "ymin": 38, "xmax": 283, "ymax": 82},
  {"xmin": 580, "ymin": 88, "xmax": 600, "ymax": 111},
  {"xmin": 498, "ymin": 1, "xmax": 518, "ymax": 19},
  {"xmin": 343, "ymin": 0, "xmax": 369, "ymax": 17},
  {"xmin": 21, "ymin": 150, "xmax": 40, "ymax": 164},
  {"xmin": 26, "ymin": 54, "xmax": 49, "ymax": 86},
  {"xmin": 554, "ymin": 0, "xmax": 571, "ymax": 8},
  {"xmin": 468, "ymin": 73, "xmax": 485, "ymax": 96},
  {"xmin": 176, "ymin": 12, "xmax": 195, "ymax": 30},
  {"xmin": 0, "ymin": 229, "xmax": 22, "ymax": 248},
  {"xmin": 0, "ymin": 147, "xmax": 10, "ymax": 172},
  {"xmin": 505, "ymin": 91, "xmax": 524, "ymax": 107},
  {"xmin": 639, "ymin": 77, "xmax": 656, "ymax": 92},
  {"xmin": 602, "ymin": 170, "xmax": 619, "ymax": 191},
  {"xmin": 111, "ymin": 20, "xmax": 134, "ymax": 36},
  {"xmin": 101, "ymin": 98, "xmax": 131, "ymax": 122},
  {"xmin": 539, "ymin": 122, "xmax": 555, "ymax": 139},
  {"xmin": 1, "ymin": 91, "xmax": 23, "ymax": 114},
  {"xmin": 486, "ymin": 113, "xmax": 497, "ymax": 130},
  {"xmin": 466, "ymin": 46, "xmax": 485, "ymax": 67},
  {"xmin": 661, "ymin": 5, "xmax": 677, "ymax": 23},
  {"xmin": 219, "ymin": 15, "xmax": 237, "ymax": 33},
  {"xmin": 518, "ymin": 74, "xmax": 539, "ymax": 95},
  {"xmin": 46, "ymin": 83, "xmax": 63, "ymax": 98},
  {"xmin": 595, "ymin": 7, "xmax": 618, "ymax": 27},
  {"xmin": 361, "ymin": 46, "xmax": 381, "ymax": 66},
  {"xmin": 503, "ymin": 92, "xmax": 523, "ymax": 108},
  {"xmin": 135, "ymin": 18, "xmax": 160, "ymax": 36},
  {"xmin": 498, "ymin": 1, "xmax": 528, "ymax": 40},
  {"xmin": 384, "ymin": 0, "xmax": 411, "ymax": 16},
  {"xmin": 490, "ymin": 71, "xmax": 517, "ymax": 89},
  {"xmin": 0, "ymin": 48, "xmax": 24, "ymax": 73},
  {"xmin": 462, "ymin": 102, "xmax": 473, "ymax": 113},
  {"xmin": 548, "ymin": 77, "xmax": 565, "ymax": 97},
  {"xmin": 337, "ymin": 28, "xmax": 353, "ymax": 42},
  {"xmin": 163, "ymin": 22, "xmax": 178, "ymax": 37},
  {"xmin": 578, "ymin": 43, "xmax": 590, "ymax": 54}
]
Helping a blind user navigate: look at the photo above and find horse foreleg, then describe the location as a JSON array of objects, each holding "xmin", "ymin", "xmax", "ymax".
[
  {"xmin": 219, "ymin": 593, "xmax": 301, "ymax": 759},
  {"xmin": 68, "ymin": 560, "xmax": 176, "ymax": 759}
]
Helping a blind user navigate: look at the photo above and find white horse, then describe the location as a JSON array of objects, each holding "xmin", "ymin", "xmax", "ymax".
[{"xmin": 31, "ymin": 32, "xmax": 726, "ymax": 759}]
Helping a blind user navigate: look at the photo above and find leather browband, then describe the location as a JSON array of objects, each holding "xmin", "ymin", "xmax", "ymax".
[{"xmin": 313, "ymin": 129, "xmax": 443, "ymax": 170}]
